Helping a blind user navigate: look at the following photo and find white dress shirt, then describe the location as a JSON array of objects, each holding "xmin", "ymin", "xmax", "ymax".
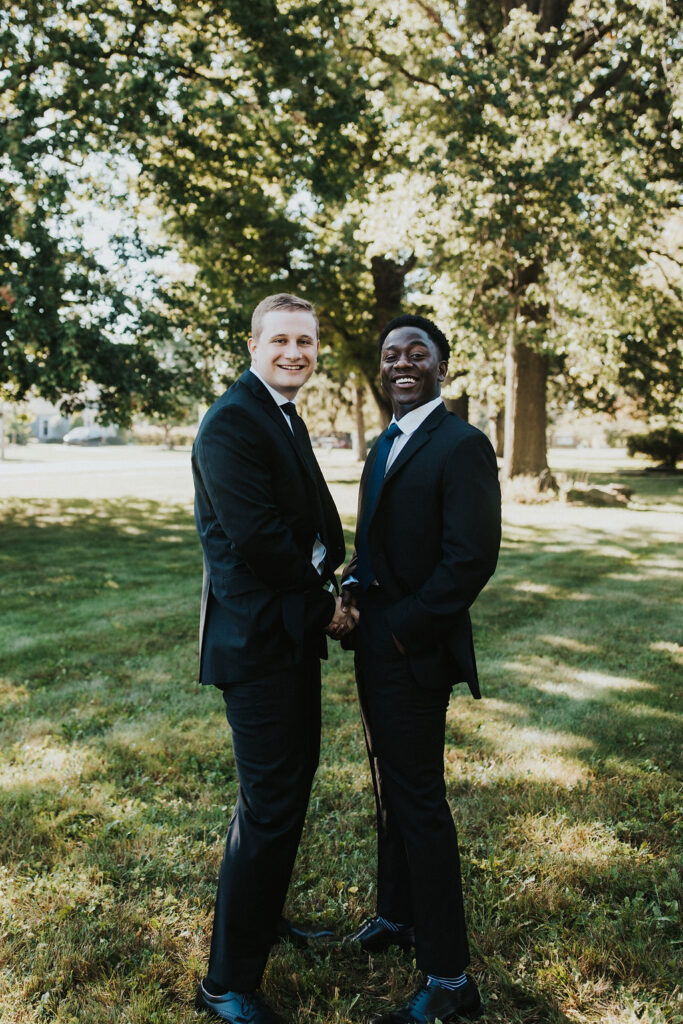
[{"xmin": 385, "ymin": 395, "xmax": 444, "ymax": 472}]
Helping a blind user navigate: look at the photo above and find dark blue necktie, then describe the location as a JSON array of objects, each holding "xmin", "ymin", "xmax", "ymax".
[{"xmin": 356, "ymin": 422, "xmax": 402, "ymax": 589}]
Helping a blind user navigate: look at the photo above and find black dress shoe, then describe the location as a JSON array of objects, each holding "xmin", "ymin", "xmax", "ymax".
[
  {"xmin": 371, "ymin": 978, "xmax": 482, "ymax": 1024},
  {"xmin": 195, "ymin": 982, "xmax": 286, "ymax": 1023},
  {"xmin": 274, "ymin": 915, "xmax": 334, "ymax": 949},
  {"xmin": 342, "ymin": 916, "xmax": 415, "ymax": 952}
]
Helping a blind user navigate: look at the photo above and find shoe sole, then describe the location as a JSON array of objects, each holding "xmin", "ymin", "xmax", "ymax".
[{"xmin": 194, "ymin": 989, "xmax": 231, "ymax": 1021}]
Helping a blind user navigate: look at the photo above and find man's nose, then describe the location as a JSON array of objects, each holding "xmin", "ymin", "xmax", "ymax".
[{"xmin": 283, "ymin": 338, "xmax": 300, "ymax": 359}]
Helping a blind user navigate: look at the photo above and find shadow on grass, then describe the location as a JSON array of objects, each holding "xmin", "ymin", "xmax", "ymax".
[
  {"xmin": 471, "ymin": 516, "xmax": 681, "ymax": 769},
  {"xmin": 0, "ymin": 497, "xmax": 681, "ymax": 1023}
]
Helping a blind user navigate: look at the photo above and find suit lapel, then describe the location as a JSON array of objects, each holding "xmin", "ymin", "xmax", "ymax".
[
  {"xmin": 238, "ymin": 371, "xmax": 343, "ymax": 565},
  {"xmin": 366, "ymin": 404, "xmax": 448, "ymax": 524},
  {"xmin": 240, "ymin": 370, "xmax": 315, "ymax": 481},
  {"xmin": 384, "ymin": 404, "xmax": 448, "ymax": 484}
]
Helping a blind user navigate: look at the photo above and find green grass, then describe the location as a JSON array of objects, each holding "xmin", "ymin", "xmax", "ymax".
[{"xmin": 0, "ymin": 481, "xmax": 681, "ymax": 1024}]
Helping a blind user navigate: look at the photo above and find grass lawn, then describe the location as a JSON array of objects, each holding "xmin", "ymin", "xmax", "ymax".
[{"xmin": 0, "ymin": 470, "xmax": 681, "ymax": 1024}]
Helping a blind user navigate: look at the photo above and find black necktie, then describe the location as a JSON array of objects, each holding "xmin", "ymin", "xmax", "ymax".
[
  {"xmin": 281, "ymin": 402, "xmax": 314, "ymax": 461},
  {"xmin": 281, "ymin": 401, "xmax": 332, "ymax": 580},
  {"xmin": 281, "ymin": 402, "xmax": 298, "ymax": 429},
  {"xmin": 356, "ymin": 422, "xmax": 402, "ymax": 589}
]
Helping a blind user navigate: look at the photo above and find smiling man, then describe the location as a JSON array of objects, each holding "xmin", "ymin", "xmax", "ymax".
[
  {"xmin": 342, "ymin": 314, "xmax": 501, "ymax": 1023},
  {"xmin": 191, "ymin": 294, "xmax": 354, "ymax": 1023}
]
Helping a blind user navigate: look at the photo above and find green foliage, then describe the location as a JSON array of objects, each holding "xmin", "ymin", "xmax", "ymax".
[
  {"xmin": 626, "ymin": 427, "xmax": 683, "ymax": 468},
  {"xmin": 348, "ymin": 2, "xmax": 681, "ymax": 417},
  {"xmin": 1, "ymin": 0, "xmax": 681, "ymax": 445}
]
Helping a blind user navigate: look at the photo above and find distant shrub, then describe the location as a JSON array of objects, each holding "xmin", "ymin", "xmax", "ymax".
[
  {"xmin": 130, "ymin": 423, "xmax": 197, "ymax": 447},
  {"xmin": 626, "ymin": 427, "xmax": 683, "ymax": 469},
  {"xmin": 131, "ymin": 425, "xmax": 165, "ymax": 445},
  {"xmin": 168, "ymin": 425, "xmax": 197, "ymax": 447}
]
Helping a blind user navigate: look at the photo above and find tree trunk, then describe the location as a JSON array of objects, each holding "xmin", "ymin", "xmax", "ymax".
[
  {"xmin": 488, "ymin": 405, "xmax": 505, "ymax": 458},
  {"xmin": 503, "ymin": 336, "xmax": 549, "ymax": 479},
  {"xmin": 352, "ymin": 380, "xmax": 367, "ymax": 461},
  {"xmin": 369, "ymin": 253, "xmax": 417, "ymax": 425},
  {"xmin": 371, "ymin": 253, "xmax": 416, "ymax": 329},
  {"xmin": 444, "ymin": 394, "xmax": 469, "ymax": 421},
  {"xmin": 367, "ymin": 377, "xmax": 392, "ymax": 428}
]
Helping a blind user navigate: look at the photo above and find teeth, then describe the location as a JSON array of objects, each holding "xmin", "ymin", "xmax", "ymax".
[{"xmin": 396, "ymin": 377, "xmax": 416, "ymax": 384}]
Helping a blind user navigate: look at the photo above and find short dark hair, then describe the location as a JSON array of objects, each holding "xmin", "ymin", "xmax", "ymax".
[
  {"xmin": 378, "ymin": 314, "xmax": 450, "ymax": 362},
  {"xmin": 251, "ymin": 293, "xmax": 318, "ymax": 340}
]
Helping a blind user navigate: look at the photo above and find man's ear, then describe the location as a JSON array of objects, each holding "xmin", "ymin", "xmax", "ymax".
[
  {"xmin": 247, "ymin": 335, "xmax": 257, "ymax": 357},
  {"xmin": 437, "ymin": 360, "xmax": 448, "ymax": 381}
]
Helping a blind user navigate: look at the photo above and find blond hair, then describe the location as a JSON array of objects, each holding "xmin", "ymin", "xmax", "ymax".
[{"xmin": 251, "ymin": 293, "xmax": 318, "ymax": 341}]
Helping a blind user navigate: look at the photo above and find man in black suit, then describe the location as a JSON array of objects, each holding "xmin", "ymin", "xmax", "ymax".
[
  {"xmin": 342, "ymin": 315, "xmax": 501, "ymax": 1024},
  {"xmin": 192, "ymin": 294, "xmax": 354, "ymax": 1024}
]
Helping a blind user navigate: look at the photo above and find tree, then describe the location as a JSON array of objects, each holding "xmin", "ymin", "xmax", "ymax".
[
  {"xmin": 1, "ymin": 1, "xmax": 379, "ymax": 422},
  {"xmin": 342, "ymin": 0, "xmax": 681, "ymax": 477},
  {"xmin": 0, "ymin": 4, "xmax": 192, "ymax": 423},
  {"xmin": 3, "ymin": 0, "xmax": 679, "ymax": 462}
]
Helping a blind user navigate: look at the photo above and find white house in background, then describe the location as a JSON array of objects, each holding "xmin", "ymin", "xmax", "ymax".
[
  {"xmin": 27, "ymin": 396, "xmax": 116, "ymax": 442},
  {"xmin": 29, "ymin": 397, "xmax": 71, "ymax": 442}
]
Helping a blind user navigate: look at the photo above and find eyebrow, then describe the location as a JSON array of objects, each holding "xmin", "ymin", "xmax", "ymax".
[
  {"xmin": 269, "ymin": 333, "xmax": 316, "ymax": 342},
  {"xmin": 383, "ymin": 338, "xmax": 431, "ymax": 351}
]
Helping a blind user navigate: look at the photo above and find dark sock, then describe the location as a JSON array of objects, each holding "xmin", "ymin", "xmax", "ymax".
[{"xmin": 203, "ymin": 977, "xmax": 228, "ymax": 997}]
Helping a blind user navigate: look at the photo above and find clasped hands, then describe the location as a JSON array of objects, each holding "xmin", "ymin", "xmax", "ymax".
[{"xmin": 325, "ymin": 590, "xmax": 359, "ymax": 639}]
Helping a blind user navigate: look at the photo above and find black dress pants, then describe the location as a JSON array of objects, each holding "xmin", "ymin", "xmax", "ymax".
[
  {"xmin": 355, "ymin": 595, "xmax": 470, "ymax": 976},
  {"xmin": 207, "ymin": 657, "xmax": 321, "ymax": 992}
]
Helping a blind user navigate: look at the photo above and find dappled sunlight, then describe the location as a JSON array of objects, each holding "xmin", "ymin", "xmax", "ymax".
[
  {"xmin": 448, "ymin": 746, "xmax": 589, "ymax": 788},
  {"xmin": 513, "ymin": 581, "xmax": 567, "ymax": 596},
  {"xmin": 494, "ymin": 751, "xmax": 588, "ymax": 787},
  {"xmin": 3, "ymin": 632, "xmax": 45, "ymax": 654},
  {"xmin": 485, "ymin": 723, "xmax": 592, "ymax": 757},
  {"xmin": 0, "ymin": 860, "xmax": 119, "ymax": 927},
  {"xmin": 496, "ymin": 657, "xmax": 655, "ymax": 698},
  {"xmin": 512, "ymin": 580, "xmax": 595, "ymax": 601},
  {"xmin": 516, "ymin": 815, "xmax": 650, "ymax": 869},
  {"xmin": 0, "ymin": 677, "xmax": 28, "ymax": 706},
  {"xmin": 107, "ymin": 717, "xmax": 186, "ymax": 751},
  {"xmin": 0, "ymin": 740, "xmax": 87, "ymax": 791},
  {"xmin": 651, "ymin": 640, "xmax": 683, "ymax": 664},
  {"xmin": 535, "ymin": 669, "xmax": 655, "ymax": 699},
  {"xmin": 453, "ymin": 694, "xmax": 528, "ymax": 721},
  {"xmin": 537, "ymin": 635, "xmax": 599, "ymax": 654},
  {"xmin": 1, "ymin": 486, "xmax": 680, "ymax": 1024}
]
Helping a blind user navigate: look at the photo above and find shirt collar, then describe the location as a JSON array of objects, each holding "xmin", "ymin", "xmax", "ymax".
[
  {"xmin": 391, "ymin": 395, "xmax": 444, "ymax": 437},
  {"xmin": 249, "ymin": 368, "xmax": 293, "ymax": 409}
]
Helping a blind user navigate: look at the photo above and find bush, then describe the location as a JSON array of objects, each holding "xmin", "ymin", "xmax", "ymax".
[{"xmin": 626, "ymin": 427, "xmax": 683, "ymax": 469}]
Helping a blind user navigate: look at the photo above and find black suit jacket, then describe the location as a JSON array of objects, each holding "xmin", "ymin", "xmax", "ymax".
[
  {"xmin": 192, "ymin": 370, "xmax": 345, "ymax": 685},
  {"xmin": 344, "ymin": 405, "xmax": 501, "ymax": 698}
]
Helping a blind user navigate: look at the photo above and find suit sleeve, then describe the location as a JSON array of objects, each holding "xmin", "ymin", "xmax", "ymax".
[
  {"xmin": 194, "ymin": 404, "xmax": 335, "ymax": 625},
  {"xmin": 385, "ymin": 433, "xmax": 501, "ymax": 650}
]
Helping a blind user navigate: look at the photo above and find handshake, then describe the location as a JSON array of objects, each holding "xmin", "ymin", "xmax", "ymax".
[{"xmin": 325, "ymin": 588, "xmax": 359, "ymax": 639}]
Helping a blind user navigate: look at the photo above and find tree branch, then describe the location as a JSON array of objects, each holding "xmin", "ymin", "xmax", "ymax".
[
  {"xmin": 570, "ymin": 57, "xmax": 630, "ymax": 119},
  {"xmin": 572, "ymin": 23, "xmax": 611, "ymax": 62},
  {"xmin": 350, "ymin": 43, "xmax": 445, "ymax": 94},
  {"xmin": 412, "ymin": 1, "xmax": 458, "ymax": 45}
]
